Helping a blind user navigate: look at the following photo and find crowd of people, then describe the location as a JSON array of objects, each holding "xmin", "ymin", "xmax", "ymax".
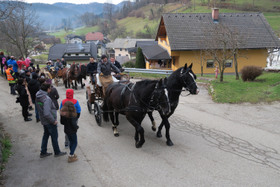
[
  {"xmin": 1, "ymin": 52, "xmax": 123, "ymax": 163},
  {"xmin": 1, "ymin": 52, "xmax": 82, "ymax": 163}
]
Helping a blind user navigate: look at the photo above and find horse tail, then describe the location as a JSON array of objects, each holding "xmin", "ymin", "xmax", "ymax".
[{"xmin": 103, "ymin": 98, "xmax": 109, "ymax": 122}]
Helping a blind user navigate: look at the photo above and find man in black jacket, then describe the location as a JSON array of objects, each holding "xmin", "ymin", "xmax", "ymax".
[
  {"xmin": 28, "ymin": 73, "xmax": 40, "ymax": 122},
  {"xmin": 86, "ymin": 57, "xmax": 98, "ymax": 84},
  {"xmin": 110, "ymin": 57, "xmax": 124, "ymax": 72}
]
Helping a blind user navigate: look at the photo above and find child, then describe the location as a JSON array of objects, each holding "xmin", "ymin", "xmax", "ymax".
[{"xmin": 60, "ymin": 101, "xmax": 79, "ymax": 163}]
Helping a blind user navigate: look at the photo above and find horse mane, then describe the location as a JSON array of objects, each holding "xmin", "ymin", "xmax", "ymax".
[{"xmin": 135, "ymin": 79, "xmax": 158, "ymax": 87}]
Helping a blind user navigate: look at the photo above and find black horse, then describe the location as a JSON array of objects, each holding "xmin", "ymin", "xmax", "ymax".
[
  {"xmin": 102, "ymin": 78, "xmax": 171, "ymax": 148},
  {"xmin": 148, "ymin": 63, "xmax": 199, "ymax": 146},
  {"xmin": 78, "ymin": 64, "xmax": 87, "ymax": 89}
]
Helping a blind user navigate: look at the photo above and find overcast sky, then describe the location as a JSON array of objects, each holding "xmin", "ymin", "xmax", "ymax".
[{"xmin": 25, "ymin": 0, "xmax": 124, "ymax": 4}]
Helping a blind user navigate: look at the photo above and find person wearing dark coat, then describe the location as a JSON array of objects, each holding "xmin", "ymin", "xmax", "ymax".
[
  {"xmin": 28, "ymin": 73, "xmax": 40, "ymax": 122},
  {"xmin": 110, "ymin": 57, "xmax": 124, "ymax": 72},
  {"xmin": 48, "ymin": 84, "xmax": 60, "ymax": 110},
  {"xmin": 60, "ymin": 101, "xmax": 79, "ymax": 163},
  {"xmin": 16, "ymin": 78, "xmax": 32, "ymax": 121},
  {"xmin": 86, "ymin": 57, "xmax": 98, "ymax": 84}
]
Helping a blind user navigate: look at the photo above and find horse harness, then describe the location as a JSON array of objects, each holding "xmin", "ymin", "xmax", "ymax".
[{"xmin": 118, "ymin": 81, "xmax": 169, "ymax": 113}]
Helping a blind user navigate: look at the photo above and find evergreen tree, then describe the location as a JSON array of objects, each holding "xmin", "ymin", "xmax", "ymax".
[{"xmin": 136, "ymin": 47, "xmax": 145, "ymax": 68}]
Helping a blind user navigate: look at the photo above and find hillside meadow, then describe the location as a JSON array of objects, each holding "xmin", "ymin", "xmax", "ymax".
[{"xmin": 49, "ymin": 1, "xmax": 280, "ymax": 41}]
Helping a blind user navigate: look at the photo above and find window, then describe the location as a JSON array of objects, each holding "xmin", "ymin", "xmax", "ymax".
[
  {"xmin": 67, "ymin": 54, "xmax": 71, "ymax": 56},
  {"xmin": 85, "ymin": 54, "xmax": 88, "ymax": 56},
  {"xmin": 225, "ymin": 59, "xmax": 233, "ymax": 68},
  {"xmin": 118, "ymin": 54, "xmax": 121, "ymax": 56},
  {"xmin": 125, "ymin": 49, "xmax": 127, "ymax": 51},
  {"xmin": 76, "ymin": 54, "xmax": 79, "ymax": 56},
  {"xmin": 207, "ymin": 60, "xmax": 215, "ymax": 68},
  {"xmin": 120, "ymin": 48, "xmax": 122, "ymax": 51}
]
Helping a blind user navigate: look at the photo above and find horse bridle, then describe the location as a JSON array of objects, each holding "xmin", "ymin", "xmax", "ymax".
[
  {"xmin": 180, "ymin": 68, "xmax": 197, "ymax": 93},
  {"xmin": 148, "ymin": 81, "xmax": 170, "ymax": 112}
]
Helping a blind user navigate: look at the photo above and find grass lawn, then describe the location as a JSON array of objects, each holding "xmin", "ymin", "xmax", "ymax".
[
  {"xmin": 128, "ymin": 71, "xmax": 280, "ymax": 104},
  {"xmin": 210, "ymin": 72, "xmax": 280, "ymax": 103}
]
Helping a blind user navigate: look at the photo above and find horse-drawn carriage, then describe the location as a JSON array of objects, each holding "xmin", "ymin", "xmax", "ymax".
[
  {"xmin": 89, "ymin": 63, "xmax": 198, "ymax": 148},
  {"xmin": 86, "ymin": 72, "xmax": 130, "ymax": 126}
]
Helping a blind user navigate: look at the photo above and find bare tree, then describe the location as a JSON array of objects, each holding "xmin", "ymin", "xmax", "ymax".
[
  {"xmin": 103, "ymin": 1, "xmax": 113, "ymax": 21},
  {"xmin": 79, "ymin": 12, "xmax": 100, "ymax": 27},
  {"xmin": 0, "ymin": 2, "xmax": 40, "ymax": 58},
  {"xmin": 0, "ymin": 0, "xmax": 20, "ymax": 21},
  {"xmin": 201, "ymin": 23, "xmax": 242, "ymax": 82}
]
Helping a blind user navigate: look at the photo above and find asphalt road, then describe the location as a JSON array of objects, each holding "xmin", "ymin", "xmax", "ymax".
[{"xmin": 0, "ymin": 76, "xmax": 280, "ymax": 187}]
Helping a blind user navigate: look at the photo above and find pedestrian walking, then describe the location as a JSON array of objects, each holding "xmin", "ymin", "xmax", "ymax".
[
  {"xmin": 36, "ymin": 83, "xmax": 66, "ymax": 158},
  {"xmin": 60, "ymin": 89, "xmax": 81, "ymax": 149},
  {"xmin": 60, "ymin": 101, "xmax": 79, "ymax": 163}
]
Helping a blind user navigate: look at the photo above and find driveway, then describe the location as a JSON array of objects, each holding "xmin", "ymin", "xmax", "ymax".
[{"xmin": 0, "ymin": 76, "xmax": 280, "ymax": 187}]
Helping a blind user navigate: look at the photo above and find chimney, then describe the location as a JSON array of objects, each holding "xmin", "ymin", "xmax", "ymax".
[{"xmin": 212, "ymin": 8, "xmax": 219, "ymax": 22}]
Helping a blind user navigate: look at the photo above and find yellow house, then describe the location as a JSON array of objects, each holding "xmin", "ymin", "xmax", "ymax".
[{"xmin": 155, "ymin": 9, "xmax": 280, "ymax": 74}]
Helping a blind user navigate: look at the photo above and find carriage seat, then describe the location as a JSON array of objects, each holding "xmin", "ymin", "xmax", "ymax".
[{"xmin": 96, "ymin": 73, "xmax": 119, "ymax": 87}]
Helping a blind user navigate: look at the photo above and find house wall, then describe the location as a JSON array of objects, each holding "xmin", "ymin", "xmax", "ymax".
[
  {"xmin": 65, "ymin": 60, "xmax": 89, "ymax": 64},
  {"xmin": 69, "ymin": 38, "xmax": 83, "ymax": 44},
  {"xmin": 171, "ymin": 49, "xmax": 268, "ymax": 74},
  {"xmin": 158, "ymin": 36, "xmax": 171, "ymax": 55},
  {"xmin": 114, "ymin": 48, "xmax": 130, "ymax": 59}
]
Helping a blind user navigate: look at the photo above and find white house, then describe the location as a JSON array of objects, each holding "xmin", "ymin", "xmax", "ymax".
[{"xmin": 107, "ymin": 38, "xmax": 154, "ymax": 63}]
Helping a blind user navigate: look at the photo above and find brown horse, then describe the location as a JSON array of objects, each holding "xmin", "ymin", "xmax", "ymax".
[
  {"xmin": 61, "ymin": 67, "xmax": 69, "ymax": 88},
  {"xmin": 49, "ymin": 68, "xmax": 65, "ymax": 86},
  {"xmin": 68, "ymin": 63, "xmax": 80, "ymax": 89}
]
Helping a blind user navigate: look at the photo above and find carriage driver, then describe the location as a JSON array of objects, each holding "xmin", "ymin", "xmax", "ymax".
[
  {"xmin": 97, "ymin": 55, "xmax": 120, "ymax": 95},
  {"xmin": 86, "ymin": 57, "xmax": 98, "ymax": 84}
]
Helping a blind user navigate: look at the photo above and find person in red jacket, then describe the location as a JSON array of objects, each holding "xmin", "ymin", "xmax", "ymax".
[
  {"xmin": 17, "ymin": 57, "xmax": 24, "ymax": 71},
  {"xmin": 60, "ymin": 89, "xmax": 81, "ymax": 148}
]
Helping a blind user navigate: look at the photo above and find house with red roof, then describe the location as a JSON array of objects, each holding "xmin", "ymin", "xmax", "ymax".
[
  {"xmin": 85, "ymin": 32, "xmax": 106, "ymax": 59},
  {"xmin": 85, "ymin": 32, "xmax": 104, "ymax": 43}
]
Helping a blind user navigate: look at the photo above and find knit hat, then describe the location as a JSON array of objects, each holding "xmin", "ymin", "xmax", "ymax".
[{"xmin": 101, "ymin": 55, "xmax": 107, "ymax": 60}]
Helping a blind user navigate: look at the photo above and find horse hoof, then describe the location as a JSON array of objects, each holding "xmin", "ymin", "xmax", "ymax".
[
  {"xmin": 151, "ymin": 126, "xmax": 156, "ymax": 131},
  {"xmin": 135, "ymin": 140, "xmax": 145, "ymax": 148},
  {"xmin": 166, "ymin": 140, "xmax": 174, "ymax": 146},
  {"xmin": 114, "ymin": 133, "xmax": 119, "ymax": 137},
  {"xmin": 135, "ymin": 142, "xmax": 142, "ymax": 148},
  {"xmin": 157, "ymin": 132, "xmax": 162, "ymax": 138}
]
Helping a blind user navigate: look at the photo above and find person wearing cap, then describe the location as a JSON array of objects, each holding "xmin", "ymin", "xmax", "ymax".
[
  {"xmin": 97, "ymin": 55, "xmax": 120, "ymax": 95},
  {"xmin": 54, "ymin": 59, "xmax": 63, "ymax": 72},
  {"xmin": 7, "ymin": 56, "xmax": 18, "ymax": 77},
  {"xmin": 6, "ymin": 64, "xmax": 17, "ymax": 95}
]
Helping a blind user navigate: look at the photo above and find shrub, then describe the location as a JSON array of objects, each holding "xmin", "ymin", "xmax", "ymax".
[
  {"xmin": 135, "ymin": 47, "xmax": 145, "ymax": 68},
  {"xmin": 122, "ymin": 61, "xmax": 135, "ymax": 68},
  {"xmin": 241, "ymin": 66, "xmax": 263, "ymax": 81}
]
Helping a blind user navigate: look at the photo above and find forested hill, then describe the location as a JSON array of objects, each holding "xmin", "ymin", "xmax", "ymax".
[{"xmin": 29, "ymin": 2, "xmax": 126, "ymax": 30}]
